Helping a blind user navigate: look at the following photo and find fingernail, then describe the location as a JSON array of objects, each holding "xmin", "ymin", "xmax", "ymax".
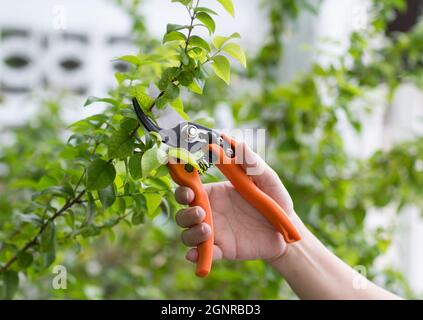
[
  {"xmin": 196, "ymin": 208, "xmax": 205, "ymax": 219},
  {"xmin": 201, "ymin": 223, "xmax": 210, "ymax": 235},
  {"xmin": 182, "ymin": 189, "xmax": 189, "ymax": 200}
]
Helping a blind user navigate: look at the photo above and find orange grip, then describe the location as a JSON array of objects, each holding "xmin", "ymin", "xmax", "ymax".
[
  {"xmin": 210, "ymin": 135, "xmax": 301, "ymax": 243},
  {"xmin": 167, "ymin": 163, "xmax": 214, "ymax": 277}
]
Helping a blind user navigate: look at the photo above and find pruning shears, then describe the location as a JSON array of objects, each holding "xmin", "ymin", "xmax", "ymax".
[{"xmin": 132, "ymin": 98, "xmax": 301, "ymax": 277}]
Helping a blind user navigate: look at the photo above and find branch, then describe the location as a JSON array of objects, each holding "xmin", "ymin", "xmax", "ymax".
[{"xmin": 0, "ymin": 190, "xmax": 86, "ymax": 274}]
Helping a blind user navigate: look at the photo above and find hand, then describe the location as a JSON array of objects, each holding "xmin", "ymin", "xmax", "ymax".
[{"xmin": 174, "ymin": 142, "xmax": 299, "ymax": 263}]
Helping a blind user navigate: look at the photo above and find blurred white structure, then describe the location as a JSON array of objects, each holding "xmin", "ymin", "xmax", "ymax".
[{"xmin": 0, "ymin": 0, "xmax": 422, "ymax": 295}]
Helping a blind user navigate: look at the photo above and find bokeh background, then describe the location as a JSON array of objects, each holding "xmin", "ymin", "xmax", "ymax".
[{"xmin": 1, "ymin": 0, "xmax": 422, "ymax": 299}]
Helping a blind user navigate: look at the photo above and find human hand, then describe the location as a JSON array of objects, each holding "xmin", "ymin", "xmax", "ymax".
[{"xmin": 174, "ymin": 142, "xmax": 300, "ymax": 263}]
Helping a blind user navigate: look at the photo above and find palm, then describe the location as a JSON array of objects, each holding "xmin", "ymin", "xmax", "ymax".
[{"xmin": 205, "ymin": 182, "xmax": 286, "ymax": 261}]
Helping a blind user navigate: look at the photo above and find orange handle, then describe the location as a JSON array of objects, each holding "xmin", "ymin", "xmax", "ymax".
[
  {"xmin": 167, "ymin": 162, "xmax": 214, "ymax": 277},
  {"xmin": 209, "ymin": 134, "xmax": 301, "ymax": 243}
]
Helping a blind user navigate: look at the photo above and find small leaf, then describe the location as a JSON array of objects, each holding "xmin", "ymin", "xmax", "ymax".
[
  {"xmin": 40, "ymin": 222, "xmax": 56, "ymax": 268},
  {"xmin": 142, "ymin": 148, "xmax": 167, "ymax": 178},
  {"xmin": 17, "ymin": 252, "xmax": 33, "ymax": 269},
  {"xmin": 166, "ymin": 24, "xmax": 188, "ymax": 33},
  {"xmin": 167, "ymin": 148, "xmax": 202, "ymax": 172},
  {"xmin": 195, "ymin": 7, "xmax": 218, "ymax": 15},
  {"xmin": 115, "ymin": 55, "xmax": 142, "ymax": 66},
  {"xmin": 196, "ymin": 12, "xmax": 216, "ymax": 35},
  {"xmin": 129, "ymin": 154, "xmax": 143, "ymax": 179},
  {"xmin": 120, "ymin": 117, "xmax": 139, "ymax": 133},
  {"xmin": 177, "ymin": 71, "xmax": 194, "ymax": 86},
  {"xmin": 158, "ymin": 67, "xmax": 181, "ymax": 90},
  {"xmin": 188, "ymin": 78, "xmax": 205, "ymax": 94},
  {"xmin": 145, "ymin": 193, "xmax": 163, "ymax": 218},
  {"xmin": 85, "ymin": 192, "xmax": 96, "ymax": 225},
  {"xmin": 130, "ymin": 87, "xmax": 154, "ymax": 110},
  {"xmin": 107, "ymin": 129, "xmax": 135, "ymax": 159},
  {"xmin": 3, "ymin": 271, "xmax": 19, "ymax": 300},
  {"xmin": 223, "ymin": 43, "xmax": 247, "ymax": 67},
  {"xmin": 170, "ymin": 97, "xmax": 189, "ymax": 120},
  {"xmin": 163, "ymin": 31, "xmax": 186, "ymax": 44},
  {"xmin": 32, "ymin": 186, "xmax": 73, "ymax": 201},
  {"xmin": 189, "ymin": 35, "xmax": 211, "ymax": 52},
  {"xmin": 98, "ymin": 184, "xmax": 116, "ymax": 209},
  {"xmin": 211, "ymin": 55, "xmax": 231, "ymax": 84},
  {"xmin": 217, "ymin": 0, "xmax": 235, "ymax": 17},
  {"xmin": 164, "ymin": 83, "xmax": 180, "ymax": 101},
  {"xmin": 172, "ymin": 0, "xmax": 192, "ymax": 5},
  {"xmin": 86, "ymin": 159, "xmax": 116, "ymax": 191},
  {"xmin": 84, "ymin": 96, "xmax": 121, "ymax": 108},
  {"xmin": 132, "ymin": 194, "xmax": 147, "ymax": 225},
  {"xmin": 212, "ymin": 32, "xmax": 240, "ymax": 49}
]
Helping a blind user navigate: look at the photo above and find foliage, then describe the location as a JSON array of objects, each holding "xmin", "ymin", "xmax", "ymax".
[
  {"xmin": 0, "ymin": 0, "xmax": 246, "ymax": 299},
  {"xmin": 0, "ymin": 0, "xmax": 422, "ymax": 299}
]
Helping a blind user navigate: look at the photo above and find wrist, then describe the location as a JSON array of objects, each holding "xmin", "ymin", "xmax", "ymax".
[{"xmin": 266, "ymin": 215, "xmax": 311, "ymax": 277}]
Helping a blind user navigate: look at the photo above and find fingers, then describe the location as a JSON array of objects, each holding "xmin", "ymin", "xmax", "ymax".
[
  {"xmin": 185, "ymin": 246, "xmax": 223, "ymax": 262},
  {"xmin": 235, "ymin": 142, "xmax": 278, "ymax": 184},
  {"xmin": 181, "ymin": 222, "xmax": 211, "ymax": 246},
  {"xmin": 176, "ymin": 207, "xmax": 205, "ymax": 227},
  {"xmin": 175, "ymin": 186, "xmax": 195, "ymax": 204}
]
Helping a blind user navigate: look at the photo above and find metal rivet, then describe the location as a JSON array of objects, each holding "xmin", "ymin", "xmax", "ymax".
[{"xmin": 225, "ymin": 148, "xmax": 234, "ymax": 158}]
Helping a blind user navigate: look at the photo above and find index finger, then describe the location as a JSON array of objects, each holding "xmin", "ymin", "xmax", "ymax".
[{"xmin": 174, "ymin": 186, "xmax": 195, "ymax": 205}]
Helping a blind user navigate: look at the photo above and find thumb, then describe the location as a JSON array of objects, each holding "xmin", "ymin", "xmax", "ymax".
[
  {"xmin": 235, "ymin": 141, "xmax": 294, "ymax": 215},
  {"xmin": 235, "ymin": 141, "xmax": 275, "ymax": 186}
]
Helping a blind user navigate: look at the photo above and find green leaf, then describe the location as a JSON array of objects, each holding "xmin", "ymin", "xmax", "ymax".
[
  {"xmin": 107, "ymin": 128, "xmax": 135, "ymax": 159},
  {"xmin": 172, "ymin": 0, "xmax": 192, "ymax": 5},
  {"xmin": 132, "ymin": 194, "xmax": 147, "ymax": 225},
  {"xmin": 188, "ymin": 78, "xmax": 205, "ymax": 94},
  {"xmin": 196, "ymin": 12, "xmax": 216, "ymax": 35},
  {"xmin": 85, "ymin": 192, "xmax": 96, "ymax": 225},
  {"xmin": 163, "ymin": 31, "xmax": 186, "ymax": 44},
  {"xmin": 120, "ymin": 117, "xmax": 139, "ymax": 133},
  {"xmin": 189, "ymin": 35, "xmax": 211, "ymax": 52},
  {"xmin": 195, "ymin": 7, "xmax": 218, "ymax": 15},
  {"xmin": 98, "ymin": 184, "xmax": 116, "ymax": 209},
  {"xmin": 142, "ymin": 148, "xmax": 167, "ymax": 178},
  {"xmin": 217, "ymin": 0, "xmax": 235, "ymax": 17},
  {"xmin": 2, "ymin": 271, "xmax": 19, "ymax": 300},
  {"xmin": 158, "ymin": 67, "xmax": 181, "ymax": 91},
  {"xmin": 164, "ymin": 83, "xmax": 180, "ymax": 101},
  {"xmin": 212, "ymin": 32, "xmax": 240, "ymax": 49},
  {"xmin": 17, "ymin": 252, "xmax": 33, "ymax": 268},
  {"xmin": 115, "ymin": 55, "xmax": 142, "ymax": 66},
  {"xmin": 223, "ymin": 43, "xmax": 247, "ymax": 67},
  {"xmin": 211, "ymin": 55, "xmax": 231, "ymax": 84},
  {"xmin": 167, "ymin": 148, "xmax": 202, "ymax": 172},
  {"xmin": 145, "ymin": 193, "xmax": 163, "ymax": 218},
  {"xmin": 178, "ymin": 71, "xmax": 194, "ymax": 86},
  {"xmin": 130, "ymin": 86, "xmax": 154, "ymax": 110},
  {"xmin": 40, "ymin": 222, "xmax": 56, "ymax": 268},
  {"xmin": 166, "ymin": 24, "xmax": 188, "ymax": 33},
  {"xmin": 170, "ymin": 97, "xmax": 189, "ymax": 120},
  {"xmin": 86, "ymin": 159, "xmax": 116, "ymax": 191},
  {"xmin": 129, "ymin": 154, "xmax": 143, "ymax": 179},
  {"xmin": 117, "ymin": 197, "xmax": 126, "ymax": 213},
  {"xmin": 32, "ymin": 185, "xmax": 74, "ymax": 201},
  {"xmin": 84, "ymin": 96, "xmax": 121, "ymax": 108}
]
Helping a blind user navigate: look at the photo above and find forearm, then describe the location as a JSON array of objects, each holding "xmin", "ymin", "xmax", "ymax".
[{"xmin": 269, "ymin": 215, "xmax": 401, "ymax": 300}]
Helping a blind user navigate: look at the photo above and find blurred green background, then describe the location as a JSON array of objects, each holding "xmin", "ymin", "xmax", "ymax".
[{"xmin": 1, "ymin": 0, "xmax": 422, "ymax": 299}]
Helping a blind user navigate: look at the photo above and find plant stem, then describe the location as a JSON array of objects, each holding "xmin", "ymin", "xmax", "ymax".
[{"xmin": 0, "ymin": 190, "xmax": 86, "ymax": 274}]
